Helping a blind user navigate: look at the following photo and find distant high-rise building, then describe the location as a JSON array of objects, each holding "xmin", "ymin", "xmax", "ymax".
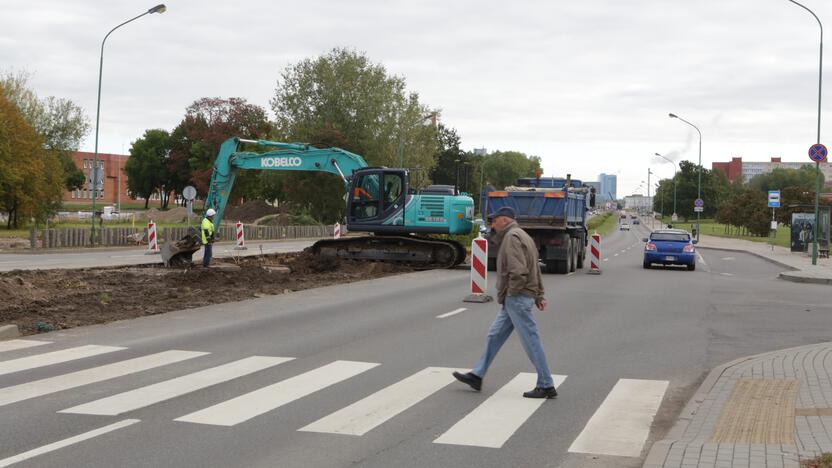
[{"xmin": 598, "ymin": 173, "xmax": 617, "ymax": 202}]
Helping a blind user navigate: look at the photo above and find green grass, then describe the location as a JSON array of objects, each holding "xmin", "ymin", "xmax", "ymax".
[
  {"xmin": 802, "ymin": 452, "xmax": 832, "ymax": 467},
  {"xmin": 657, "ymin": 216, "xmax": 790, "ymax": 248},
  {"xmin": 0, "ymin": 220, "xmax": 196, "ymax": 239},
  {"xmin": 587, "ymin": 212, "xmax": 617, "ymax": 236},
  {"xmin": 62, "ymin": 201, "xmax": 204, "ymax": 211}
]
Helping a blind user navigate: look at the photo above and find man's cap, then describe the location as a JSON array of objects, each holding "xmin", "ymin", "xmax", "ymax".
[
  {"xmin": 493, "ymin": 206, "xmax": 516, "ymax": 219},
  {"xmin": 206, "ymin": 208, "xmax": 216, "ymax": 217}
]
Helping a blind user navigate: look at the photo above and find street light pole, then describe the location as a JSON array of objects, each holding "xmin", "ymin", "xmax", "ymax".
[
  {"xmin": 786, "ymin": 0, "xmax": 823, "ymax": 265},
  {"xmin": 90, "ymin": 4, "xmax": 166, "ymax": 244},
  {"xmin": 648, "ymin": 168, "xmax": 653, "ymax": 230},
  {"xmin": 669, "ymin": 113, "xmax": 702, "ymax": 240},
  {"xmin": 655, "ymin": 153, "xmax": 678, "ymax": 221}
]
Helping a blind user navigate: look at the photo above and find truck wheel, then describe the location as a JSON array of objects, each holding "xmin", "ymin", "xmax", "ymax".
[
  {"xmin": 576, "ymin": 241, "xmax": 585, "ymax": 269},
  {"xmin": 544, "ymin": 260, "xmax": 558, "ymax": 274},
  {"xmin": 569, "ymin": 238, "xmax": 577, "ymax": 272},
  {"xmin": 487, "ymin": 257, "xmax": 497, "ymax": 272}
]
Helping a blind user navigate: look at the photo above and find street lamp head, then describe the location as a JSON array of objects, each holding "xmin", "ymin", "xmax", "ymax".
[
  {"xmin": 148, "ymin": 4, "xmax": 166, "ymax": 14},
  {"xmin": 655, "ymin": 152, "xmax": 661, "ymax": 157},
  {"xmin": 668, "ymin": 113, "xmax": 678, "ymax": 119}
]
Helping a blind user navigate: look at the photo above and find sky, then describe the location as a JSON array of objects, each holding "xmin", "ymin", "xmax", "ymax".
[{"xmin": 2, "ymin": 0, "xmax": 832, "ymax": 196}]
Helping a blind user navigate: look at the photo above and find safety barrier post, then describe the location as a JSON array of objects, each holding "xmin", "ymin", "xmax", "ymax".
[
  {"xmin": 234, "ymin": 221, "xmax": 247, "ymax": 250},
  {"xmin": 588, "ymin": 232, "xmax": 601, "ymax": 274},
  {"xmin": 145, "ymin": 221, "xmax": 160, "ymax": 254},
  {"xmin": 333, "ymin": 222, "xmax": 341, "ymax": 239},
  {"xmin": 464, "ymin": 234, "xmax": 493, "ymax": 303}
]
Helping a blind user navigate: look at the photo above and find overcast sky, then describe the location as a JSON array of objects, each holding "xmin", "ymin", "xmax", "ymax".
[{"xmin": 3, "ymin": 0, "xmax": 832, "ymax": 195}]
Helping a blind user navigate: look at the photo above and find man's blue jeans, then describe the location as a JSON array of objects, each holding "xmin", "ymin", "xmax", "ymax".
[
  {"xmin": 202, "ymin": 243, "xmax": 212, "ymax": 267},
  {"xmin": 471, "ymin": 294, "xmax": 554, "ymax": 388}
]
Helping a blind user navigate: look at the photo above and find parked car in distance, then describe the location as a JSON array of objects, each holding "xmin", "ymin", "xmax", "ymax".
[
  {"xmin": 620, "ymin": 222, "xmax": 630, "ymax": 231},
  {"xmin": 643, "ymin": 229, "xmax": 696, "ymax": 270}
]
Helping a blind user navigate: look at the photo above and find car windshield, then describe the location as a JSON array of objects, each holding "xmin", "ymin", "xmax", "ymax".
[{"xmin": 651, "ymin": 233, "xmax": 690, "ymax": 242}]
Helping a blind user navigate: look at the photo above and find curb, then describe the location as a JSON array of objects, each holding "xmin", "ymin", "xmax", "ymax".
[
  {"xmin": 696, "ymin": 246, "xmax": 797, "ymax": 271},
  {"xmin": 779, "ymin": 271, "xmax": 832, "ymax": 285},
  {"xmin": 643, "ymin": 342, "xmax": 832, "ymax": 467}
]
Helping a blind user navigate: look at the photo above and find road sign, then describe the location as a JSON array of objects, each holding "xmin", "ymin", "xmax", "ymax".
[
  {"xmin": 768, "ymin": 190, "xmax": 781, "ymax": 208},
  {"xmin": 694, "ymin": 198, "xmax": 704, "ymax": 208},
  {"xmin": 182, "ymin": 185, "xmax": 197, "ymax": 201},
  {"xmin": 694, "ymin": 206, "xmax": 704, "ymax": 213},
  {"xmin": 671, "ymin": 213, "xmax": 678, "ymax": 222},
  {"xmin": 809, "ymin": 143, "xmax": 828, "ymax": 162}
]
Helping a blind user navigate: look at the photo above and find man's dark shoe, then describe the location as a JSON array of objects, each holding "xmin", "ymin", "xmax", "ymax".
[
  {"xmin": 523, "ymin": 386, "xmax": 557, "ymax": 399},
  {"xmin": 452, "ymin": 371, "xmax": 482, "ymax": 391}
]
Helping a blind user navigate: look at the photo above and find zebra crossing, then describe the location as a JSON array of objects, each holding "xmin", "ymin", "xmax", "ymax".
[{"xmin": 0, "ymin": 339, "xmax": 669, "ymax": 465}]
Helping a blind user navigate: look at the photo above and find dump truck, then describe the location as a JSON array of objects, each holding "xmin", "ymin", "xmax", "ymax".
[{"xmin": 482, "ymin": 175, "xmax": 595, "ymax": 274}]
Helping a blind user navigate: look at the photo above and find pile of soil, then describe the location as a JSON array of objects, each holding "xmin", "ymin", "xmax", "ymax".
[
  {"xmin": 224, "ymin": 201, "xmax": 282, "ymax": 224},
  {"xmin": 0, "ymin": 252, "xmax": 411, "ymax": 335}
]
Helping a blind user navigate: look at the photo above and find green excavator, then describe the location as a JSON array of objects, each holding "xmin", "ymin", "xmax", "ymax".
[{"xmin": 162, "ymin": 137, "xmax": 474, "ymax": 268}]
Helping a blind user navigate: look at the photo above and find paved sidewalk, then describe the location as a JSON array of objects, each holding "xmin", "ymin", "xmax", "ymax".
[
  {"xmin": 697, "ymin": 235, "xmax": 832, "ymax": 285},
  {"xmin": 645, "ymin": 342, "xmax": 832, "ymax": 468}
]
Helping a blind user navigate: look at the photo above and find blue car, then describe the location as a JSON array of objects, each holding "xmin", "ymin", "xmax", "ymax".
[{"xmin": 643, "ymin": 229, "xmax": 696, "ymax": 270}]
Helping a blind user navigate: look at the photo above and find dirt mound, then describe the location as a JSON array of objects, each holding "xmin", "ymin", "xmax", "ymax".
[
  {"xmin": 142, "ymin": 207, "xmax": 190, "ymax": 223},
  {"xmin": 0, "ymin": 252, "xmax": 412, "ymax": 335},
  {"xmin": 224, "ymin": 200, "xmax": 282, "ymax": 224},
  {"xmin": 255, "ymin": 213, "xmax": 290, "ymax": 226}
]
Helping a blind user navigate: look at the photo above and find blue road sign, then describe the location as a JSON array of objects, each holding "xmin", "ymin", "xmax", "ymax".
[
  {"xmin": 809, "ymin": 143, "xmax": 828, "ymax": 162},
  {"xmin": 694, "ymin": 198, "xmax": 704, "ymax": 208},
  {"xmin": 768, "ymin": 190, "xmax": 781, "ymax": 208}
]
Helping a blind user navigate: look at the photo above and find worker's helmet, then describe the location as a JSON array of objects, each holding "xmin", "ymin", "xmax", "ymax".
[{"xmin": 206, "ymin": 208, "xmax": 216, "ymax": 217}]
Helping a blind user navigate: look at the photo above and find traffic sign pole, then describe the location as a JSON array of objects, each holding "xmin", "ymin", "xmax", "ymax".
[{"xmin": 808, "ymin": 144, "xmax": 827, "ymax": 265}]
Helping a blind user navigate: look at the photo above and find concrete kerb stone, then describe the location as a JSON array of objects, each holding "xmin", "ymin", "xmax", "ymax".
[
  {"xmin": 0, "ymin": 324, "xmax": 20, "ymax": 340},
  {"xmin": 779, "ymin": 271, "xmax": 832, "ymax": 286},
  {"xmin": 643, "ymin": 342, "xmax": 832, "ymax": 468}
]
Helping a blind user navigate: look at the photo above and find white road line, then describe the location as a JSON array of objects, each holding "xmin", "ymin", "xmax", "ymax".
[
  {"xmin": 434, "ymin": 373, "xmax": 567, "ymax": 448},
  {"xmin": 0, "ymin": 419, "xmax": 140, "ymax": 468},
  {"xmin": 568, "ymin": 378, "xmax": 668, "ymax": 457},
  {"xmin": 613, "ymin": 253, "xmax": 619, "ymax": 257},
  {"xmin": 697, "ymin": 252, "xmax": 708, "ymax": 267},
  {"xmin": 60, "ymin": 356, "xmax": 293, "ymax": 416},
  {"xmin": 620, "ymin": 250, "xmax": 626, "ymax": 253},
  {"xmin": 721, "ymin": 256, "xmax": 735, "ymax": 261},
  {"xmin": 300, "ymin": 367, "xmax": 461, "ymax": 436},
  {"xmin": 176, "ymin": 360, "xmax": 379, "ymax": 426},
  {"xmin": 437, "ymin": 308, "xmax": 467, "ymax": 319},
  {"xmin": 720, "ymin": 272, "xmax": 735, "ymax": 276},
  {"xmin": 0, "ymin": 350, "xmax": 207, "ymax": 408},
  {"xmin": 0, "ymin": 345, "xmax": 125, "ymax": 376},
  {"xmin": 603, "ymin": 258, "xmax": 609, "ymax": 262},
  {"xmin": 0, "ymin": 340, "xmax": 51, "ymax": 353}
]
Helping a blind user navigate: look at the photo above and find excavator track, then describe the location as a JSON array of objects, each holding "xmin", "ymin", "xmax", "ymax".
[{"xmin": 310, "ymin": 235, "xmax": 467, "ymax": 270}]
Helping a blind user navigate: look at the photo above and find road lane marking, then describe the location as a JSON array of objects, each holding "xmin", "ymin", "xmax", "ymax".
[
  {"xmin": 603, "ymin": 258, "xmax": 609, "ymax": 262},
  {"xmin": 437, "ymin": 308, "xmax": 467, "ymax": 319},
  {"xmin": 0, "ymin": 340, "xmax": 51, "ymax": 353},
  {"xmin": 434, "ymin": 373, "xmax": 567, "ymax": 448},
  {"xmin": 697, "ymin": 252, "xmax": 708, "ymax": 267},
  {"xmin": 301, "ymin": 367, "xmax": 460, "ymax": 436},
  {"xmin": 568, "ymin": 378, "xmax": 668, "ymax": 457},
  {"xmin": 0, "ymin": 350, "xmax": 207, "ymax": 408},
  {"xmin": 0, "ymin": 345, "xmax": 125, "ymax": 376},
  {"xmin": 721, "ymin": 256, "xmax": 735, "ymax": 261},
  {"xmin": 720, "ymin": 272, "xmax": 735, "ymax": 276},
  {"xmin": 176, "ymin": 360, "xmax": 379, "ymax": 426},
  {"xmin": 60, "ymin": 356, "xmax": 293, "ymax": 416},
  {"xmin": 613, "ymin": 253, "xmax": 619, "ymax": 257},
  {"xmin": 0, "ymin": 419, "xmax": 140, "ymax": 468}
]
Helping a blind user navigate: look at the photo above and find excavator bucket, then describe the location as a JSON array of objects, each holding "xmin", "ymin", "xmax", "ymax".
[{"xmin": 161, "ymin": 228, "xmax": 202, "ymax": 267}]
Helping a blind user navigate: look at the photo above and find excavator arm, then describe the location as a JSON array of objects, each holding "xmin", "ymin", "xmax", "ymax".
[{"xmin": 203, "ymin": 137, "xmax": 369, "ymax": 228}]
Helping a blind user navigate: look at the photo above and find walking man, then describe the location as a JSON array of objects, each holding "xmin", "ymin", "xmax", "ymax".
[
  {"xmin": 453, "ymin": 206, "xmax": 557, "ymax": 398},
  {"xmin": 201, "ymin": 208, "xmax": 216, "ymax": 267}
]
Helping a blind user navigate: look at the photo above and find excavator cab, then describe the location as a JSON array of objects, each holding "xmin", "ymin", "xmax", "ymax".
[{"xmin": 346, "ymin": 168, "xmax": 408, "ymax": 233}]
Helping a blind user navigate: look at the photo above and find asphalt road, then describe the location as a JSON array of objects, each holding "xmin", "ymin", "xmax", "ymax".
[
  {"xmin": 0, "ymin": 239, "xmax": 317, "ymax": 271},
  {"xmin": 1, "ymin": 223, "xmax": 829, "ymax": 468}
]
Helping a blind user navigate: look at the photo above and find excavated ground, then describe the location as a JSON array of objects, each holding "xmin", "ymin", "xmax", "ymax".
[{"xmin": 0, "ymin": 252, "xmax": 412, "ymax": 335}]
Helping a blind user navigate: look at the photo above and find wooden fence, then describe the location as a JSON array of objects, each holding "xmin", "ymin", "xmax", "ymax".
[{"xmin": 29, "ymin": 224, "xmax": 333, "ymax": 249}]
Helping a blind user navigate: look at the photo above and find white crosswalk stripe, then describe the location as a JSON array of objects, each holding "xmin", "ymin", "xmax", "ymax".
[
  {"xmin": 434, "ymin": 373, "xmax": 567, "ymax": 448},
  {"xmin": 0, "ymin": 350, "xmax": 207, "ymax": 408},
  {"xmin": 60, "ymin": 356, "xmax": 293, "ymax": 416},
  {"xmin": 300, "ymin": 366, "xmax": 461, "ymax": 436},
  {"xmin": 568, "ymin": 378, "xmax": 668, "ymax": 457},
  {"xmin": 175, "ymin": 360, "xmax": 379, "ymax": 427},
  {"xmin": 0, "ymin": 339, "xmax": 51, "ymax": 354},
  {"xmin": 0, "ymin": 419, "xmax": 140, "ymax": 468},
  {"xmin": 0, "ymin": 345, "xmax": 125, "ymax": 376}
]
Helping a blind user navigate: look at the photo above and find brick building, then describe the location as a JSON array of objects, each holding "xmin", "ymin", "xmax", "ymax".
[
  {"xmin": 712, "ymin": 157, "xmax": 832, "ymax": 186},
  {"xmin": 63, "ymin": 151, "xmax": 140, "ymax": 205}
]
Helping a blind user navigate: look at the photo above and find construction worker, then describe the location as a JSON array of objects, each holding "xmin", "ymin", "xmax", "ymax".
[{"xmin": 202, "ymin": 209, "xmax": 216, "ymax": 267}]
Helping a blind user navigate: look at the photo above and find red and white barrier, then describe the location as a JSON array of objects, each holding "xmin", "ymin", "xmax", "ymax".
[
  {"xmin": 145, "ymin": 221, "xmax": 159, "ymax": 255},
  {"xmin": 464, "ymin": 235, "xmax": 493, "ymax": 303},
  {"xmin": 588, "ymin": 232, "xmax": 601, "ymax": 274},
  {"xmin": 333, "ymin": 222, "xmax": 341, "ymax": 239},
  {"xmin": 234, "ymin": 221, "xmax": 247, "ymax": 250}
]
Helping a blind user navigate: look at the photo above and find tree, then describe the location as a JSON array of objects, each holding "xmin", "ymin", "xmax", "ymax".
[
  {"xmin": 748, "ymin": 166, "xmax": 823, "ymax": 193},
  {"xmin": 777, "ymin": 186, "xmax": 832, "ymax": 226},
  {"xmin": 480, "ymin": 150, "xmax": 542, "ymax": 190},
  {"xmin": 125, "ymin": 129, "xmax": 172, "ymax": 209},
  {"xmin": 169, "ymin": 97, "xmax": 271, "ymax": 198},
  {"xmin": 0, "ymin": 71, "xmax": 90, "ymax": 191},
  {"xmin": 430, "ymin": 124, "xmax": 462, "ymax": 187},
  {"xmin": 0, "ymin": 86, "xmax": 65, "ymax": 228}
]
